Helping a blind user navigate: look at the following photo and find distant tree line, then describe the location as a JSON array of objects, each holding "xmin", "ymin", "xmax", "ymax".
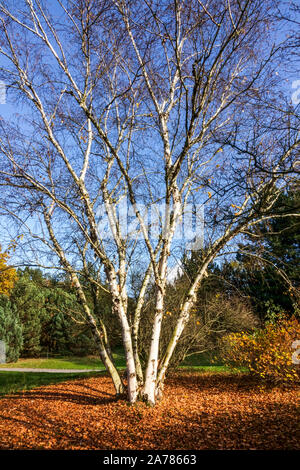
[{"xmin": 0, "ymin": 266, "xmax": 117, "ymax": 362}]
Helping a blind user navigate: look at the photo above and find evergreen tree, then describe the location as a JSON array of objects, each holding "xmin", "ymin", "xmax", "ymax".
[
  {"xmin": 11, "ymin": 270, "xmax": 47, "ymax": 357},
  {"xmin": 0, "ymin": 297, "xmax": 23, "ymax": 362},
  {"xmin": 41, "ymin": 287, "xmax": 95, "ymax": 356},
  {"xmin": 234, "ymin": 189, "xmax": 300, "ymax": 319}
]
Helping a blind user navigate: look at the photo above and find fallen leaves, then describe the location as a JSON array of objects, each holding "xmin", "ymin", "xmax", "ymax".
[{"xmin": 0, "ymin": 372, "xmax": 298, "ymax": 450}]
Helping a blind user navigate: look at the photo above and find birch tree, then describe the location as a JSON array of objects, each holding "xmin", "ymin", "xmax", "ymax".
[{"xmin": 0, "ymin": 0, "xmax": 298, "ymax": 404}]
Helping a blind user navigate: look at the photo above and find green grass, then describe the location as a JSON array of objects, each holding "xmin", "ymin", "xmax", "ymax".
[
  {"xmin": 0, "ymin": 350, "xmax": 127, "ymax": 371},
  {"xmin": 0, "ymin": 371, "xmax": 104, "ymax": 397},
  {"xmin": 0, "ymin": 349, "xmax": 230, "ymax": 373},
  {"xmin": 0, "ymin": 357, "xmax": 103, "ymax": 370}
]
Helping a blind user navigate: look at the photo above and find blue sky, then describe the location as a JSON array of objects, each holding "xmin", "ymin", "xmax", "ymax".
[{"xmin": 0, "ymin": 1, "xmax": 299, "ymax": 277}]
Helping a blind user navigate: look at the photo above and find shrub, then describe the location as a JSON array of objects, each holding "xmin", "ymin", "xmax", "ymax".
[
  {"xmin": 220, "ymin": 316, "xmax": 300, "ymax": 385},
  {"xmin": 139, "ymin": 292, "xmax": 258, "ymax": 370}
]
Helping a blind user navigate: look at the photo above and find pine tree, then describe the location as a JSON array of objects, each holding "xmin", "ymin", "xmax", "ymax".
[
  {"xmin": 11, "ymin": 270, "xmax": 47, "ymax": 357},
  {"xmin": 0, "ymin": 297, "xmax": 23, "ymax": 362},
  {"xmin": 235, "ymin": 189, "xmax": 300, "ymax": 319}
]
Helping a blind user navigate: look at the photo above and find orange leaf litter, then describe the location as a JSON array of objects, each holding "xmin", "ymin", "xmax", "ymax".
[{"xmin": 0, "ymin": 373, "xmax": 298, "ymax": 450}]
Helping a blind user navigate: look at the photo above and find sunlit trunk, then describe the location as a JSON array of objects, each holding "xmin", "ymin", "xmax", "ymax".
[
  {"xmin": 123, "ymin": 326, "xmax": 138, "ymax": 403},
  {"xmin": 111, "ymin": 291, "xmax": 138, "ymax": 403},
  {"xmin": 142, "ymin": 288, "xmax": 164, "ymax": 405},
  {"xmin": 98, "ymin": 338, "xmax": 124, "ymax": 395}
]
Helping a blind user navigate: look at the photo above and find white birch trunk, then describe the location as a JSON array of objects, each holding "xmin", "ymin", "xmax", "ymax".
[
  {"xmin": 109, "ymin": 276, "xmax": 138, "ymax": 403},
  {"xmin": 142, "ymin": 288, "xmax": 164, "ymax": 404}
]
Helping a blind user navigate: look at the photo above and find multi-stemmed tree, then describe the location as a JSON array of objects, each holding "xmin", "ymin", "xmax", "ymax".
[{"xmin": 0, "ymin": 0, "xmax": 298, "ymax": 404}]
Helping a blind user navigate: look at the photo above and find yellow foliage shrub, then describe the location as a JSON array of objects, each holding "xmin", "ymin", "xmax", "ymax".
[
  {"xmin": 220, "ymin": 316, "xmax": 300, "ymax": 385},
  {"xmin": 0, "ymin": 246, "xmax": 18, "ymax": 296}
]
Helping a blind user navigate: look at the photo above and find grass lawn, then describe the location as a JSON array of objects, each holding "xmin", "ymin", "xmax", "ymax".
[
  {"xmin": 0, "ymin": 349, "xmax": 127, "ymax": 371},
  {"xmin": 0, "ymin": 349, "xmax": 226, "ymax": 371}
]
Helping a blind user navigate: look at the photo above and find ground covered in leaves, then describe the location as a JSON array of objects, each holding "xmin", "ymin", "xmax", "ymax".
[{"xmin": 0, "ymin": 372, "xmax": 298, "ymax": 450}]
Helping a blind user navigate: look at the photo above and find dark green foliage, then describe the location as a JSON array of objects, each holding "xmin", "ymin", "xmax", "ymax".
[
  {"xmin": 0, "ymin": 297, "xmax": 23, "ymax": 362},
  {"xmin": 41, "ymin": 288, "xmax": 76, "ymax": 355},
  {"xmin": 5, "ymin": 268, "xmax": 103, "ymax": 358},
  {"xmin": 10, "ymin": 270, "xmax": 47, "ymax": 357},
  {"xmin": 233, "ymin": 189, "xmax": 300, "ymax": 319},
  {"xmin": 37, "ymin": 275, "xmax": 97, "ymax": 356}
]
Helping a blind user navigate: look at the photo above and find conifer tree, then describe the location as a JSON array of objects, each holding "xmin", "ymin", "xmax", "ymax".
[{"xmin": 0, "ymin": 297, "xmax": 23, "ymax": 362}]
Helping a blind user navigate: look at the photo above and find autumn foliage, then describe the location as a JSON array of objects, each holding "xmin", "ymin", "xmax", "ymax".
[
  {"xmin": 220, "ymin": 316, "xmax": 300, "ymax": 385},
  {"xmin": 0, "ymin": 373, "xmax": 298, "ymax": 450},
  {"xmin": 0, "ymin": 245, "xmax": 18, "ymax": 296}
]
